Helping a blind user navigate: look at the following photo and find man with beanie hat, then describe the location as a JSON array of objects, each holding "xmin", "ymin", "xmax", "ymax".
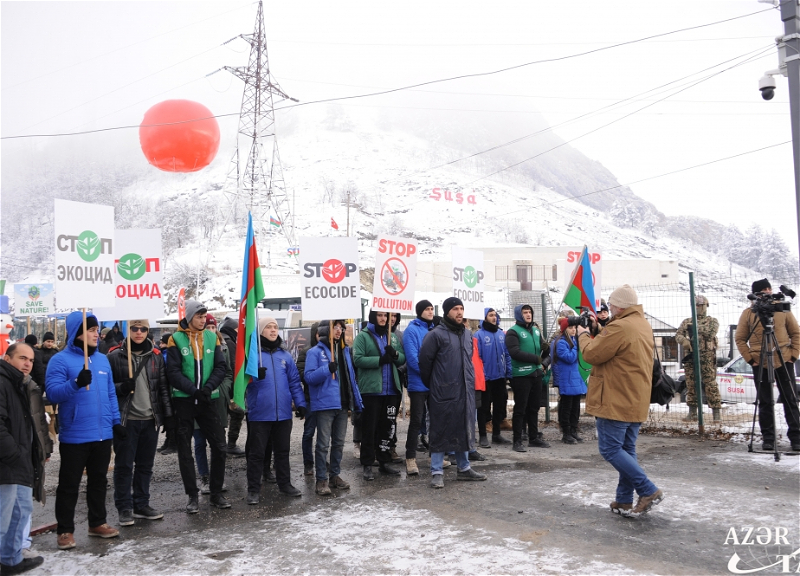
[
  {"xmin": 107, "ymin": 320, "xmax": 172, "ymax": 527},
  {"xmin": 45, "ymin": 311, "xmax": 123, "ymax": 549},
  {"xmin": 419, "ymin": 297, "xmax": 485, "ymax": 488},
  {"xmin": 166, "ymin": 300, "xmax": 231, "ymax": 513},
  {"xmin": 31, "ymin": 332, "xmax": 58, "ymax": 393},
  {"xmin": 735, "ymin": 279, "xmax": 800, "ymax": 452},
  {"xmin": 353, "ymin": 310, "xmax": 406, "ymax": 480},
  {"xmin": 475, "ymin": 308, "xmax": 512, "ymax": 447},
  {"xmin": 675, "ymin": 295, "xmax": 722, "ymax": 421},
  {"xmin": 23, "ymin": 335, "xmax": 37, "ymax": 348},
  {"xmin": 505, "ymin": 304, "xmax": 551, "ymax": 452},
  {"xmin": 577, "ymin": 284, "xmax": 664, "ymax": 518},
  {"xmin": 402, "ymin": 300, "xmax": 436, "ymax": 475}
]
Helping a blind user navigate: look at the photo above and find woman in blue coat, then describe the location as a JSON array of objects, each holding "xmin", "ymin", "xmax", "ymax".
[
  {"xmin": 553, "ymin": 317, "xmax": 588, "ymax": 445},
  {"xmin": 244, "ymin": 317, "xmax": 306, "ymax": 503}
]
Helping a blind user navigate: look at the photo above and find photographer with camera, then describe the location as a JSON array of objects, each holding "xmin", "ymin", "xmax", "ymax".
[
  {"xmin": 735, "ymin": 279, "xmax": 800, "ymax": 452},
  {"xmin": 675, "ymin": 295, "xmax": 722, "ymax": 422}
]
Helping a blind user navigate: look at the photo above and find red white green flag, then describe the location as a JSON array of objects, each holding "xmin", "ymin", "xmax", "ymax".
[{"xmin": 233, "ymin": 213, "xmax": 265, "ymax": 409}]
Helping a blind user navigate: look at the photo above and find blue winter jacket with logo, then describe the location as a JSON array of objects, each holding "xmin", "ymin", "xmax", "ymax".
[
  {"xmin": 304, "ymin": 341, "xmax": 364, "ymax": 412},
  {"xmin": 403, "ymin": 318, "xmax": 434, "ymax": 392},
  {"xmin": 474, "ymin": 322, "xmax": 512, "ymax": 381},
  {"xmin": 245, "ymin": 344, "xmax": 306, "ymax": 422},
  {"xmin": 552, "ymin": 335, "xmax": 588, "ymax": 396},
  {"xmin": 45, "ymin": 311, "xmax": 120, "ymax": 443}
]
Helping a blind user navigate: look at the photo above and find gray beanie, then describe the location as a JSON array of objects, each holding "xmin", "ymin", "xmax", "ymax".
[
  {"xmin": 184, "ymin": 299, "xmax": 208, "ymax": 321},
  {"xmin": 608, "ymin": 285, "xmax": 638, "ymax": 309}
]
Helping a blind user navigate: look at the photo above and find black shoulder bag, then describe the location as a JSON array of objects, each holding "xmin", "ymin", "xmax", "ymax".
[{"xmin": 651, "ymin": 336, "xmax": 677, "ymax": 406}]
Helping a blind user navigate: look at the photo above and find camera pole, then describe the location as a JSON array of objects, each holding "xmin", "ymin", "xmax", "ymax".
[{"xmin": 689, "ymin": 273, "xmax": 705, "ymax": 434}]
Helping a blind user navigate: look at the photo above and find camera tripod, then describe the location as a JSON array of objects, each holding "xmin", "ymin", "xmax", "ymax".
[{"xmin": 747, "ymin": 314, "xmax": 800, "ymax": 461}]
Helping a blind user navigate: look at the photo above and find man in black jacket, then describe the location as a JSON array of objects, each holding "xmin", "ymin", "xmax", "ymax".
[
  {"xmin": 0, "ymin": 343, "xmax": 45, "ymax": 574},
  {"xmin": 217, "ymin": 316, "xmax": 245, "ymax": 456},
  {"xmin": 166, "ymin": 300, "xmax": 230, "ymax": 513},
  {"xmin": 108, "ymin": 320, "xmax": 173, "ymax": 527}
]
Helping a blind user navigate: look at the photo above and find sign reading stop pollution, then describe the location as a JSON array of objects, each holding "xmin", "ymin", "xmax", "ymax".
[
  {"xmin": 371, "ymin": 235, "xmax": 418, "ymax": 313},
  {"xmin": 452, "ymin": 247, "xmax": 485, "ymax": 320},
  {"xmin": 13, "ymin": 283, "xmax": 54, "ymax": 316},
  {"xmin": 54, "ymin": 199, "xmax": 115, "ymax": 309},
  {"xmin": 299, "ymin": 236, "xmax": 361, "ymax": 320},
  {"xmin": 92, "ymin": 229, "xmax": 164, "ymax": 320}
]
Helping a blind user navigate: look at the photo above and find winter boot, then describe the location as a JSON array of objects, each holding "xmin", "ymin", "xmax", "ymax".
[
  {"xmin": 562, "ymin": 430, "xmax": 577, "ymax": 444},
  {"xmin": 406, "ymin": 458, "xmax": 419, "ymax": 476},
  {"xmin": 712, "ymin": 408, "xmax": 721, "ymax": 422},
  {"xmin": 492, "ymin": 433, "xmax": 510, "ymax": 445},
  {"xmin": 512, "ymin": 441, "xmax": 526, "ymax": 453},
  {"xmin": 363, "ymin": 465, "xmax": 375, "ymax": 481},
  {"xmin": 684, "ymin": 405, "xmax": 698, "ymax": 421},
  {"xmin": 479, "ymin": 434, "xmax": 491, "ymax": 448},
  {"xmin": 570, "ymin": 427, "xmax": 584, "ymax": 443}
]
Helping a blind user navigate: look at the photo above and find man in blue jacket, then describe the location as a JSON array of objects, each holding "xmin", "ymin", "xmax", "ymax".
[
  {"xmin": 475, "ymin": 307, "xmax": 512, "ymax": 447},
  {"xmin": 45, "ymin": 311, "xmax": 124, "ymax": 550},
  {"xmin": 402, "ymin": 300, "xmax": 435, "ymax": 476},
  {"xmin": 305, "ymin": 320, "xmax": 363, "ymax": 496}
]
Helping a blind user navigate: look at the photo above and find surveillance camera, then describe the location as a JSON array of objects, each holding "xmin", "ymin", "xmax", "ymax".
[{"xmin": 759, "ymin": 75, "xmax": 776, "ymax": 101}]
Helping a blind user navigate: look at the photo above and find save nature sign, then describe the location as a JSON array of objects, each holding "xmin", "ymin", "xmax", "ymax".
[
  {"xmin": 92, "ymin": 229, "xmax": 165, "ymax": 320},
  {"xmin": 299, "ymin": 236, "xmax": 361, "ymax": 320},
  {"xmin": 371, "ymin": 235, "xmax": 418, "ymax": 313},
  {"xmin": 54, "ymin": 199, "xmax": 115, "ymax": 309},
  {"xmin": 451, "ymin": 247, "xmax": 485, "ymax": 319},
  {"xmin": 13, "ymin": 283, "xmax": 54, "ymax": 316}
]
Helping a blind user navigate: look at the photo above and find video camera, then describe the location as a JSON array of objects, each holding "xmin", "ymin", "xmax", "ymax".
[{"xmin": 747, "ymin": 284, "xmax": 795, "ymax": 317}]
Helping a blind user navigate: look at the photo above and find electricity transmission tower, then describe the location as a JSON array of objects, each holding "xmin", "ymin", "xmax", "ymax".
[{"xmin": 212, "ymin": 1, "xmax": 298, "ymax": 250}]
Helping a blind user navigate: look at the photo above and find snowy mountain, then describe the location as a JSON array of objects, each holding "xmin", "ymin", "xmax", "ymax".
[{"xmin": 1, "ymin": 102, "xmax": 794, "ymax": 313}]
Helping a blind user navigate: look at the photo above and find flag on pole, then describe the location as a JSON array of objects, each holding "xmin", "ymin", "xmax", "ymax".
[
  {"xmin": 562, "ymin": 246, "xmax": 597, "ymax": 315},
  {"xmin": 233, "ymin": 213, "xmax": 266, "ymax": 409},
  {"xmin": 331, "ymin": 217, "xmax": 339, "ymax": 230},
  {"xmin": 269, "ymin": 215, "xmax": 281, "ymax": 228}
]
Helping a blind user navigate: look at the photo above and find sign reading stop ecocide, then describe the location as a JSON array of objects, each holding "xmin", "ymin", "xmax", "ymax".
[
  {"xmin": 371, "ymin": 235, "xmax": 418, "ymax": 313},
  {"xmin": 299, "ymin": 237, "xmax": 361, "ymax": 321}
]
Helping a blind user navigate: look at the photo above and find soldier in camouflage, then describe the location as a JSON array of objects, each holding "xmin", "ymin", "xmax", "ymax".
[{"xmin": 675, "ymin": 295, "xmax": 722, "ymax": 421}]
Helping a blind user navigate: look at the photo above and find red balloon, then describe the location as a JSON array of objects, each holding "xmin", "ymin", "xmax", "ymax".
[{"xmin": 139, "ymin": 100, "xmax": 220, "ymax": 172}]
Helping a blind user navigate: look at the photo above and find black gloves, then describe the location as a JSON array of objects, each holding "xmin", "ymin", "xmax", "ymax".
[
  {"xmin": 379, "ymin": 352, "xmax": 394, "ymax": 365},
  {"xmin": 76, "ymin": 369, "xmax": 92, "ymax": 389},
  {"xmin": 541, "ymin": 356, "xmax": 551, "ymax": 369},
  {"xmin": 113, "ymin": 424, "xmax": 127, "ymax": 440},
  {"xmin": 193, "ymin": 387, "xmax": 212, "ymax": 404},
  {"xmin": 119, "ymin": 378, "xmax": 136, "ymax": 395},
  {"xmin": 295, "ymin": 406, "xmax": 307, "ymax": 419},
  {"xmin": 328, "ymin": 362, "xmax": 337, "ymax": 373},
  {"xmin": 531, "ymin": 355, "xmax": 541, "ymax": 365},
  {"xmin": 258, "ymin": 367, "xmax": 267, "ymax": 380},
  {"xmin": 385, "ymin": 345, "xmax": 399, "ymax": 360}
]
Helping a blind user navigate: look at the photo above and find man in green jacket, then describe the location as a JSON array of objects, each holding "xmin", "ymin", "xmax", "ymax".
[{"xmin": 353, "ymin": 311, "xmax": 405, "ymax": 480}]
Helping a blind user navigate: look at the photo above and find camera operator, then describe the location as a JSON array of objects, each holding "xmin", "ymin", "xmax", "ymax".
[{"xmin": 735, "ymin": 278, "xmax": 800, "ymax": 451}]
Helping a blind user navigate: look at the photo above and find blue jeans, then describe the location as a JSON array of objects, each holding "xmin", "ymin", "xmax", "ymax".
[
  {"xmin": 595, "ymin": 418, "xmax": 658, "ymax": 504},
  {"xmin": 0, "ymin": 484, "xmax": 33, "ymax": 566},
  {"xmin": 113, "ymin": 419, "xmax": 158, "ymax": 512},
  {"xmin": 302, "ymin": 410, "xmax": 318, "ymax": 465},
  {"xmin": 193, "ymin": 429, "xmax": 209, "ymax": 477},
  {"xmin": 314, "ymin": 409, "xmax": 348, "ymax": 481},
  {"xmin": 431, "ymin": 451, "xmax": 469, "ymax": 475}
]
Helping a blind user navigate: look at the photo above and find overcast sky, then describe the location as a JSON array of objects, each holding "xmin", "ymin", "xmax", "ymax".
[{"xmin": 2, "ymin": 1, "xmax": 797, "ymax": 250}]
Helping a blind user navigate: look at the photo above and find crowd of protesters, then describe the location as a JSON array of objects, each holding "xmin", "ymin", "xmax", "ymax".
[{"xmin": 22, "ymin": 277, "xmax": 800, "ymax": 572}]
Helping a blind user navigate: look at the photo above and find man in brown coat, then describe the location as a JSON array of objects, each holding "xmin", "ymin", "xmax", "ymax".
[
  {"xmin": 735, "ymin": 278, "xmax": 800, "ymax": 451},
  {"xmin": 577, "ymin": 284, "xmax": 664, "ymax": 518}
]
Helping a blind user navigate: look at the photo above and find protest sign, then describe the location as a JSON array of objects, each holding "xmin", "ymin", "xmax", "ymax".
[
  {"xmin": 92, "ymin": 229, "xmax": 164, "ymax": 321},
  {"xmin": 14, "ymin": 283, "xmax": 54, "ymax": 316},
  {"xmin": 452, "ymin": 247, "xmax": 485, "ymax": 320},
  {"xmin": 300, "ymin": 237, "xmax": 360, "ymax": 320},
  {"xmin": 371, "ymin": 235, "xmax": 418, "ymax": 313},
  {"xmin": 54, "ymin": 199, "xmax": 115, "ymax": 309}
]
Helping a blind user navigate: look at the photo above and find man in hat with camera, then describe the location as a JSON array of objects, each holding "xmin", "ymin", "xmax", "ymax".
[
  {"xmin": 675, "ymin": 295, "xmax": 721, "ymax": 421},
  {"xmin": 735, "ymin": 278, "xmax": 800, "ymax": 451}
]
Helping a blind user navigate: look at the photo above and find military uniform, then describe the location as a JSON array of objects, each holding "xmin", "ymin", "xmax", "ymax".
[{"xmin": 675, "ymin": 296, "xmax": 721, "ymax": 409}]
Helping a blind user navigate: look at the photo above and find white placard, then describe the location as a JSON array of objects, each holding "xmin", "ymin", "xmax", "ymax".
[
  {"xmin": 13, "ymin": 283, "xmax": 55, "ymax": 316},
  {"xmin": 54, "ymin": 199, "xmax": 115, "ymax": 309},
  {"xmin": 564, "ymin": 248, "xmax": 603, "ymax": 311},
  {"xmin": 92, "ymin": 229, "xmax": 165, "ymax": 321},
  {"xmin": 299, "ymin": 236, "xmax": 361, "ymax": 320},
  {"xmin": 451, "ymin": 247, "xmax": 485, "ymax": 320},
  {"xmin": 371, "ymin": 235, "xmax": 418, "ymax": 314}
]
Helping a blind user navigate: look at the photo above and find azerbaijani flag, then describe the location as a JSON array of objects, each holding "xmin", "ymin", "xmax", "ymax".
[
  {"xmin": 269, "ymin": 215, "xmax": 281, "ymax": 228},
  {"xmin": 563, "ymin": 246, "xmax": 597, "ymax": 315},
  {"xmin": 233, "ymin": 212, "xmax": 266, "ymax": 409},
  {"xmin": 561, "ymin": 246, "xmax": 596, "ymax": 383}
]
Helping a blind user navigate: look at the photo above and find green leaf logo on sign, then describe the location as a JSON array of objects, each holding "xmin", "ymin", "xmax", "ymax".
[
  {"xmin": 27, "ymin": 286, "xmax": 40, "ymax": 300},
  {"xmin": 463, "ymin": 265, "xmax": 479, "ymax": 288},
  {"xmin": 117, "ymin": 253, "xmax": 145, "ymax": 281},
  {"xmin": 76, "ymin": 230, "xmax": 101, "ymax": 262}
]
